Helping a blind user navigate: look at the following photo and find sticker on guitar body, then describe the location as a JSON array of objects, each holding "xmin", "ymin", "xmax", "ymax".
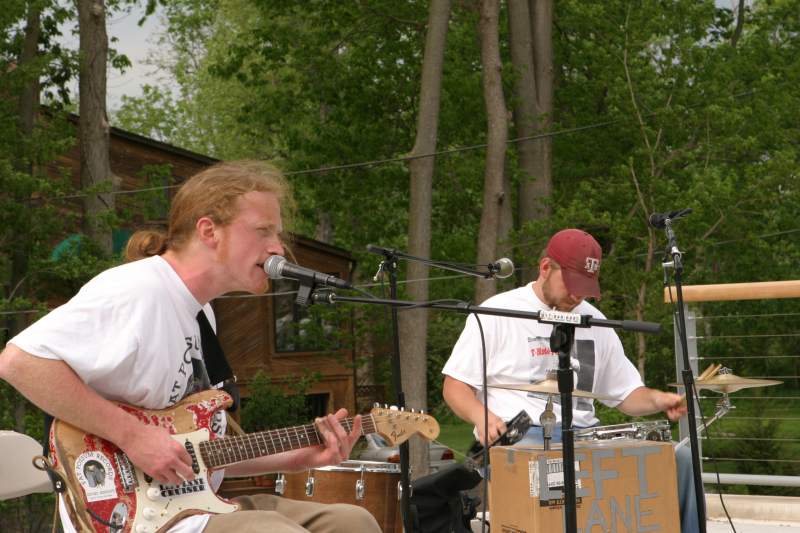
[{"xmin": 74, "ymin": 451, "xmax": 118, "ymax": 502}]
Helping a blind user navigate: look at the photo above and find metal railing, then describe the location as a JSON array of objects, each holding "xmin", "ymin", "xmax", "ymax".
[{"xmin": 668, "ymin": 281, "xmax": 800, "ymax": 490}]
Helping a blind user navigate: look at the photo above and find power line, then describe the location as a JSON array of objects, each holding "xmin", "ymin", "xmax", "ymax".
[
  {"xmin": 40, "ymin": 86, "xmax": 766, "ymax": 201},
  {"xmin": 42, "ymin": 120, "xmax": 619, "ymax": 201}
]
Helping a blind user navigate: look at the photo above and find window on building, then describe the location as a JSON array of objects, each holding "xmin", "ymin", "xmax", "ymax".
[{"xmin": 273, "ymin": 278, "xmax": 342, "ymax": 353}]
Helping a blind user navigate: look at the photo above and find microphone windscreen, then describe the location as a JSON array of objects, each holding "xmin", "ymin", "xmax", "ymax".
[
  {"xmin": 265, "ymin": 255, "xmax": 286, "ymax": 278},
  {"xmin": 495, "ymin": 258, "xmax": 515, "ymax": 279}
]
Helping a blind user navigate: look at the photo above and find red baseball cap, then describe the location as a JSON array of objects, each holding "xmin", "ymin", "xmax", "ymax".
[{"xmin": 545, "ymin": 229, "xmax": 602, "ymax": 299}]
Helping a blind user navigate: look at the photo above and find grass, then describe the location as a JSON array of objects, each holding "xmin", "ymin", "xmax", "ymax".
[{"xmin": 437, "ymin": 419, "xmax": 477, "ymax": 461}]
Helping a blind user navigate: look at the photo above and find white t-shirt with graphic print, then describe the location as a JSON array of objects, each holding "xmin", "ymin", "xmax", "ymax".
[
  {"xmin": 10, "ymin": 255, "xmax": 225, "ymax": 533},
  {"xmin": 442, "ymin": 282, "xmax": 644, "ymax": 430}
]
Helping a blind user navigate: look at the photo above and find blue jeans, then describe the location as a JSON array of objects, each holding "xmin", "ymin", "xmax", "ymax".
[{"xmin": 518, "ymin": 426, "xmax": 700, "ymax": 533}]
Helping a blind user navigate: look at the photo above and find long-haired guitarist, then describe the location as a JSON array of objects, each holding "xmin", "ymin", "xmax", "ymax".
[{"xmin": 0, "ymin": 161, "xmax": 382, "ymax": 533}]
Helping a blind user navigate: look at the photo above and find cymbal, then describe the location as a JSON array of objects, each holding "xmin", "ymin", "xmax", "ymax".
[
  {"xmin": 489, "ymin": 379, "xmax": 614, "ymax": 401},
  {"xmin": 670, "ymin": 373, "xmax": 782, "ymax": 394}
]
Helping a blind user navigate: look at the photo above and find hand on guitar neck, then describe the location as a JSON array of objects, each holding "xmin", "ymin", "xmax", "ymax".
[{"xmin": 224, "ymin": 409, "xmax": 364, "ymax": 477}]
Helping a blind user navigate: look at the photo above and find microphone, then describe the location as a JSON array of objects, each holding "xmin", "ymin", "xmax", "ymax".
[
  {"xmin": 648, "ymin": 208, "xmax": 693, "ymax": 229},
  {"xmin": 489, "ymin": 258, "xmax": 515, "ymax": 279},
  {"xmin": 264, "ymin": 256, "xmax": 353, "ymax": 290}
]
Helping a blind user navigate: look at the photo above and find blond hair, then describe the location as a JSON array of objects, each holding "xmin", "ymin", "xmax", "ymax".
[{"xmin": 125, "ymin": 161, "xmax": 292, "ymax": 261}]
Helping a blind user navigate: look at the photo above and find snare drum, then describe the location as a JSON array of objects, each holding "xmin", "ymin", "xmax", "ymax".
[
  {"xmin": 275, "ymin": 460, "xmax": 401, "ymax": 533},
  {"xmin": 575, "ymin": 420, "xmax": 672, "ymax": 442}
]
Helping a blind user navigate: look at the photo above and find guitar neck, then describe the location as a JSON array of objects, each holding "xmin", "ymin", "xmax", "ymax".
[{"xmin": 199, "ymin": 415, "xmax": 378, "ymax": 468}]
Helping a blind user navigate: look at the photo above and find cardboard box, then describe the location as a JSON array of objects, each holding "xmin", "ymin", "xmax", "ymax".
[{"xmin": 489, "ymin": 440, "xmax": 680, "ymax": 533}]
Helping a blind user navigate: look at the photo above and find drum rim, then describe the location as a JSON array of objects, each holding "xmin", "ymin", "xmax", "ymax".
[{"xmin": 306, "ymin": 460, "xmax": 401, "ymax": 473}]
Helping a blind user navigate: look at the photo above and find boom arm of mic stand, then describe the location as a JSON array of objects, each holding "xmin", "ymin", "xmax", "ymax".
[
  {"xmin": 367, "ymin": 244, "xmax": 497, "ymax": 279},
  {"xmin": 313, "ymin": 291, "xmax": 662, "ymax": 334}
]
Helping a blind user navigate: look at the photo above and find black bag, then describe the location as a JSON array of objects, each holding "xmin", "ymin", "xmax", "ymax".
[{"xmin": 408, "ymin": 463, "xmax": 483, "ymax": 533}]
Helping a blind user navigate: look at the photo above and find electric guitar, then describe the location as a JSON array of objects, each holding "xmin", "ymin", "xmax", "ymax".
[{"xmin": 46, "ymin": 389, "xmax": 439, "ymax": 533}]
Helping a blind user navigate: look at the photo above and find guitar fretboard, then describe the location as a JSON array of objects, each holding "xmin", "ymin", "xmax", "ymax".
[{"xmin": 198, "ymin": 415, "xmax": 379, "ymax": 468}]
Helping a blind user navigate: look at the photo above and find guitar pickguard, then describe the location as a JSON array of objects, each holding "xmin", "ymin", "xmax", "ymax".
[{"xmin": 130, "ymin": 429, "xmax": 237, "ymax": 532}]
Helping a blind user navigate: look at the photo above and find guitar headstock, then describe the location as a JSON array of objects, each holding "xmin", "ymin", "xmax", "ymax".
[{"xmin": 370, "ymin": 405, "xmax": 440, "ymax": 446}]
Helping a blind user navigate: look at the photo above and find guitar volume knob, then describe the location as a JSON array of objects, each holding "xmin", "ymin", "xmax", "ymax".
[
  {"xmin": 146, "ymin": 487, "xmax": 161, "ymax": 501},
  {"xmin": 142, "ymin": 507, "xmax": 157, "ymax": 520}
]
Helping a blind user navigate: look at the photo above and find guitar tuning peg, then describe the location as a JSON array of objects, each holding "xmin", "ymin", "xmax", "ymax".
[{"xmin": 389, "ymin": 405, "xmax": 399, "ymax": 411}]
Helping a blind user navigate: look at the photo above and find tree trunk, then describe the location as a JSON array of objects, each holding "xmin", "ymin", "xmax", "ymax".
[
  {"xmin": 78, "ymin": 0, "xmax": 114, "ymax": 254},
  {"xmin": 5, "ymin": 3, "xmax": 43, "ymax": 496},
  {"xmin": 496, "ymin": 155, "xmax": 514, "ymax": 262},
  {"xmin": 513, "ymin": 0, "xmax": 554, "ymax": 228},
  {"xmin": 636, "ymin": 232, "xmax": 655, "ymax": 379},
  {"xmin": 474, "ymin": 0, "xmax": 508, "ymax": 305},
  {"xmin": 7, "ymin": 1, "xmax": 40, "ymax": 339},
  {"xmin": 398, "ymin": 0, "xmax": 451, "ymax": 479}
]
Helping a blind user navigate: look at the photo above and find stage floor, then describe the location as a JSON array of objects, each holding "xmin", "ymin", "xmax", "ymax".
[{"xmin": 708, "ymin": 518, "xmax": 800, "ymax": 532}]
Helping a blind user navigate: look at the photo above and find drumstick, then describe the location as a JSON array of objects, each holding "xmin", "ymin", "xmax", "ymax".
[
  {"xmin": 697, "ymin": 364, "xmax": 715, "ymax": 381},
  {"xmin": 698, "ymin": 363, "xmax": 721, "ymax": 382}
]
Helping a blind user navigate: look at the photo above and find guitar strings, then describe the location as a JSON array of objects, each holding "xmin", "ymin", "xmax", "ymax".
[{"xmin": 199, "ymin": 416, "xmax": 380, "ymax": 468}]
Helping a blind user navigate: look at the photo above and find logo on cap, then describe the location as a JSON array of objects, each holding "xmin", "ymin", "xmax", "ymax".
[{"xmin": 584, "ymin": 257, "xmax": 600, "ymax": 274}]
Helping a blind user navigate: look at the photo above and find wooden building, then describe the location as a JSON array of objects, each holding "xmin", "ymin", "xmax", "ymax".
[{"xmin": 50, "ymin": 118, "xmax": 358, "ymax": 416}]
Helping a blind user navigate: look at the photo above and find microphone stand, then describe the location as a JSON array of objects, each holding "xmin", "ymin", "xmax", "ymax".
[
  {"xmin": 363, "ymin": 244, "xmax": 509, "ymax": 531},
  {"xmin": 310, "ymin": 291, "xmax": 661, "ymax": 533},
  {"xmin": 660, "ymin": 218, "xmax": 707, "ymax": 533},
  {"xmin": 366, "ymin": 247, "xmax": 414, "ymax": 533},
  {"xmin": 550, "ymin": 322, "xmax": 578, "ymax": 533}
]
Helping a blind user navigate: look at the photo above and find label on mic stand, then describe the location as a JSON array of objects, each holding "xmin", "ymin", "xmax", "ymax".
[{"xmin": 539, "ymin": 310, "xmax": 583, "ymax": 325}]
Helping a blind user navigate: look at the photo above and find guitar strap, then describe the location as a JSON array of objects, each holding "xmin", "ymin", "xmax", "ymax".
[{"xmin": 196, "ymin": 309, "xmax": 240, "ymax": 412}]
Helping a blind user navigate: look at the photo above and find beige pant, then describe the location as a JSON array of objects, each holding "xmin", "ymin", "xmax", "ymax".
[{"xmin": 202, "ymin": 493, "xmax": 383, "ymax": 533}]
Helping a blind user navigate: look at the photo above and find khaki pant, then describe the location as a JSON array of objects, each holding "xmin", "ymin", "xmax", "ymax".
[{"xmin": 202, "ymin": 493, "xmax": 382, "ymax": 533}]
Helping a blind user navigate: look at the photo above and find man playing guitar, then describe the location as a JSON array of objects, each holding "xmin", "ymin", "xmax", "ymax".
[{"xmin": 0, "ymin": 161, "xmax": 382, "ymax": 533}]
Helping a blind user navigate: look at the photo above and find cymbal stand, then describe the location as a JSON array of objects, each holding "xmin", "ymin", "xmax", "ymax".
[{"xmin": 674, "ymin": 394, "xmax": 733, "ymax": 451}]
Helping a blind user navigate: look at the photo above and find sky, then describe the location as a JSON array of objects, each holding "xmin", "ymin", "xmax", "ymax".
[
  {"xmin": 105, "ymin": 4, "xmax": 164, "ymax": 109},
  {"xmin": 60, "ymin": 2, "xmax": 165, "ymax": 111}
]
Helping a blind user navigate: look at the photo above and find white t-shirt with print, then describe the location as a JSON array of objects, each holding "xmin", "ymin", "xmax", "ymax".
[
  {"xmin": 442, "ymin": 282, "xmax": 644, "ymax": 431},
  {"xmin": 10, "ymin": 255, "xmax": 225, "ymax": 533}
]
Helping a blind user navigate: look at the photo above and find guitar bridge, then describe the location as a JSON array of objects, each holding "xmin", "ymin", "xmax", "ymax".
[{"xmin": 114, "ymin": 452, "xmax": 137, "ymax": 493}]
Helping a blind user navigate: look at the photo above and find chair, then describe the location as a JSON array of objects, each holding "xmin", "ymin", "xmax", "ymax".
[{"xmin": 0, "ymin": 430, "xmax": 52, "ymax": 500}]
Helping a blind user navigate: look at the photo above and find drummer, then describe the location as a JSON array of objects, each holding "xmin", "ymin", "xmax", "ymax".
[{"xmin": 441, "ymin": 229, "xmax": 698, "ymax": 533}]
